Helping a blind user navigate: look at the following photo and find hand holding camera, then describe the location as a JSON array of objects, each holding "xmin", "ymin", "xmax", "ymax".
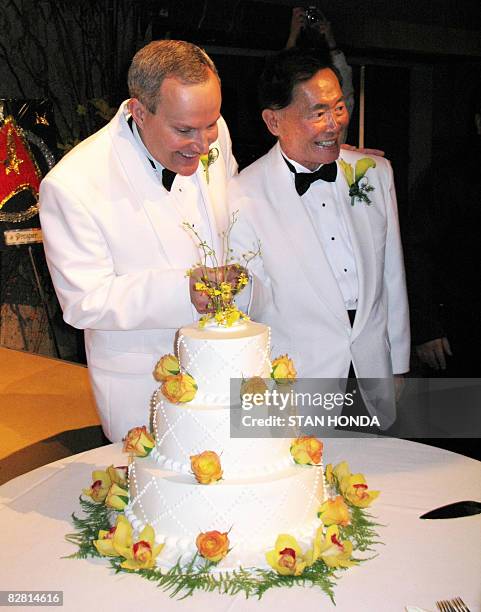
[
  {"xmin": 305, "ymin": 6, "xmax": 326, "ymax": 28},
  {"xmin": 286, "ymin": 6, "xmax": 337, "ymax": 51}
]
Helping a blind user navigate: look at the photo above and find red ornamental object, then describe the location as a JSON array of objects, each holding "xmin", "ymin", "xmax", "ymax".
[{"xmin": 0, "ymin": 116, "xmax": 42, "ymax": 210}]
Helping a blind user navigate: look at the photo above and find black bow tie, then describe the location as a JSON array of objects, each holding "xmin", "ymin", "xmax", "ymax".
[
  {"xmin": 162, "ymin": 168, "xmax": 177, "ymax": 192},
  {"xmin": 127, "ymin": 116, "xmax": 177, "ymax": 192},
  {"xmin": 283, "ymin": 157, "xmax": 337, "ymax": 196}
]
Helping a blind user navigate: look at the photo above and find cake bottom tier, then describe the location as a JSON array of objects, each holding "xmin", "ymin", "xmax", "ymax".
[{"xmin": 127, "ymin": 457, "xmax": 325, "ymax": 570}]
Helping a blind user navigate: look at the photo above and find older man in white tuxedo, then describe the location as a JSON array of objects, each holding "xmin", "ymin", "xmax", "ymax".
[
  {"xmin": 40, "ymin": 40, "xmax": 237, "ymax": 441},
  {"xmin": 229, "ymin": 49, "xmax": 409, "ymax": 428}
]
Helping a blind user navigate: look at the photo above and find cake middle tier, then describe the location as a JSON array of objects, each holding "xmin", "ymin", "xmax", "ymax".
[{"xmin": 152, "ymin": 399, "xmax": 293, "ymax": 478}]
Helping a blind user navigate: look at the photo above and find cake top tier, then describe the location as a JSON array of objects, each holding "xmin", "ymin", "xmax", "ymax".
[{"xmin": 176, "ymin": 320, "xmax": 271, "ymax": 403}]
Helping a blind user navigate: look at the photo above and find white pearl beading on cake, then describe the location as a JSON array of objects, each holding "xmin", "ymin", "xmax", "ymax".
[
  {"xmin": 150, "ymin": 445, "xmax": 294, "ymax": 478},
  {"xmin": 151, "ymin": 400, "xmax": 293, "ymax": 477}
]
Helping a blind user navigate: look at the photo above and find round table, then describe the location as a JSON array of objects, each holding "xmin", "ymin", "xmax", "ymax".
[{"xmin": 1, "ymin": 438, "xmax": 480, "ymax": 612}]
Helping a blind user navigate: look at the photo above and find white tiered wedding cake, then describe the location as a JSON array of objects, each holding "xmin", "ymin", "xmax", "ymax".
[{"xmin": 125, "ymin": 319, "xmax": 325, "ymax": 570}]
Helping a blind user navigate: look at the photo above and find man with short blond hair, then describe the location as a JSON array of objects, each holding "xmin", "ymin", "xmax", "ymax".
[{"xmin": 40, "ymin": 40, "xmax": 237, "ymax": 441}]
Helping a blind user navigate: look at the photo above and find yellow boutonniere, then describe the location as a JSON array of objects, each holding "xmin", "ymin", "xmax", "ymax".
[
  {"xmin": 339, "ymin": 157, "xmax": 376, "ymax": 206},
  {"xmin": 200, "ymin": 147, "xmax": 219, "ymax": 184}
]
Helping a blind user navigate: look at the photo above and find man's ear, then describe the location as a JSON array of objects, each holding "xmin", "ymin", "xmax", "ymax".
[
  {"xmin": 129, "ymin": 98, "xmax": 147, "ymax": 130},
  {"xmin": 262, "ymin": 108, "xmax": 282, "ymax": 137}
]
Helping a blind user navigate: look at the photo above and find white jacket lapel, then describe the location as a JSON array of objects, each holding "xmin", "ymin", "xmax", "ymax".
[
  {"xmin": 195, "ymin": 161, "xmax": 226, "ymax": 259},
  {"xmin": 267, "ymin": 144, "xmax": 347, "ymax": 323},
  {"xmin": 335, "ymin": 157, "xmax": 376, "ymax": 337},
  {"xmin": 108, "ymin": 103, "xmax": 207, "ymax": 269}
]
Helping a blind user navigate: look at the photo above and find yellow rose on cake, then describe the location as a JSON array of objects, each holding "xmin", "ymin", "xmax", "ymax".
[
  {"xmin": 153, "ymin": 354, "xmax": 180, "ymax": 381},
  {"xmin": 190, "ymin": 450, "xmax": 223, "ymax": 484},
  {"xmin": 123, "ymin": 426, "xmax": 155, "ymax": 457},
  {"xmin": 240, "ymin": 376, "xmax": 268, "ymax": 399},
  {"xmin": 162, "ymin": 373, "xmax": 197, "ymax": 403},
  {"xmin": 271, "ymin": 354, "xmax": 297, "ymax": 383},
  {"xmin": 290, "ymin": 436, "xmax": 323, "ymax": 465},
  {"xmin": 196, "ymin": 530, "xmax": 230, "ymax": 562}
]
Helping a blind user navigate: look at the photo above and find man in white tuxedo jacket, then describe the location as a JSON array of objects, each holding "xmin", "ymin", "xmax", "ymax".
[
  {"xmin": 40, "ymin": 40, "xmax": 237, "ymax": 441},
  {"xmin": 229, "ymin": 49, "xmax": 409, "ymax": 429}
]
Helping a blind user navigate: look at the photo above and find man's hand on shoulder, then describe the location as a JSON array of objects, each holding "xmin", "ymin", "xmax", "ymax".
[{"xmin": 341, "ymin": 143, "xmax": 385, "ymax": 157}]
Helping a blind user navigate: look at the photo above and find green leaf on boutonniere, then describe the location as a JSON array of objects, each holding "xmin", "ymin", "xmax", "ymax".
[{"xmin": 339, "ymin": 157, "xmax": 376, "ymax": 206}]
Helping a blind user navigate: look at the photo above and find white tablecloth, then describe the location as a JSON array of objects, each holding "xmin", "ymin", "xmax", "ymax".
[{"xmin": 1, "ymin": 439, "xmax": 480, "ymax": 612}]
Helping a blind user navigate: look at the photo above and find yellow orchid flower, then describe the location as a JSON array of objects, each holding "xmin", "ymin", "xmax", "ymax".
[
  {"xmin": 333, "ymin": 460, "xmax": 352, "ymax": 482},
  {"xmin": 339, "ymin": 473, "xmax": 380, "ymax": 508},
  {"xmin": 105, "ymin": 483, "xmax": 129, "ymax": 511},
  {"xmin": 314, "ymin": 525, "xmax": 356, "ymax": 568},
  {"xmin": 317, "ymin": 495, "xmax": 351, "ymax": 526},
  {"xmin": 83, "ymin": 469, "xmax": 112, "ymax": 503},
  {"xmin": 116, "ymin": 523, "xmax": 164, "ymax": 570},
  {"xmin": 93, "ymin": 515, "xmax": 131, "ymax": 557},
  {"xmin": 266, "ymin": 534, "xmax": 311, "ymax": 576}
]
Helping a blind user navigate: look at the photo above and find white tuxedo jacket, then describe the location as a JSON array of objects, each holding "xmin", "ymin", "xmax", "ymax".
[
  {"xmin": 229, "ymin": 143, "xmax": 410, "ymax": 387},
  {"xmin": 39, "ymin": 102, "xmax": 237, "ymax": 440}
]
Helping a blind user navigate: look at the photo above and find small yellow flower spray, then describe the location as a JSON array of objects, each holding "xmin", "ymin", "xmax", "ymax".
[{"xmin": 184, "ymin": 211, "xmax": 260, "ymax": 327}]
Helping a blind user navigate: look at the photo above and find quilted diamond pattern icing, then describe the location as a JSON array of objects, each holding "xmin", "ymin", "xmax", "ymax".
[
  {"xmin": 128, "ymin": 459, "xmax": 324, "ymax": 568},
  {"xmin": 127, "ymin": 320, "xmax": 325, "ymax": 570},
  {"xmin": 153, "ymin": 400, "xmax": 291, "ymax": 476}
]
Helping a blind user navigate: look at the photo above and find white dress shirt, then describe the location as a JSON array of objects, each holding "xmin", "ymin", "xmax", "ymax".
[
  {"xmin": 282, "ymin": 150, "xmax": 359, "ymax": 310},
  {"xmin": 131, "ymin": 118, "xmax": 220, "ymax": 320},
  {"xmin": 131, "ymin": 119, "xmax": 218, "ymax": 255}
]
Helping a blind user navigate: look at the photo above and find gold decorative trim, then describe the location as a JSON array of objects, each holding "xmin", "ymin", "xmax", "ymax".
[{"xmin": 0, "ymin": 184, "xmax": 39, "ymax": 222}]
